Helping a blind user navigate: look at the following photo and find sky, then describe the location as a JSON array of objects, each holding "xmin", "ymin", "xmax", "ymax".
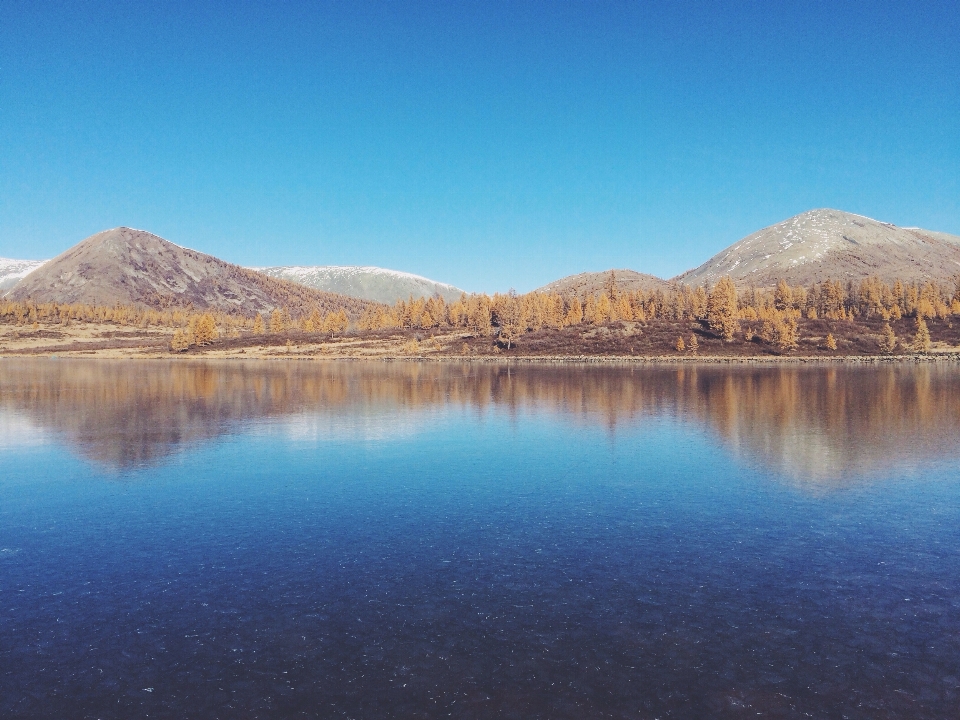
[{"xmin": 1, "ymin": 1, "xmax": 958, "ymax": 292}]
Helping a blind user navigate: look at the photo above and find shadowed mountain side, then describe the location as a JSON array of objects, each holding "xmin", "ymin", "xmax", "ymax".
[
  {"xmin": 2, "ymin": 359, "xmax": 960, "ymax": 487},
  {"xmin": 255, "ymin": 266, "xmax": 465, "ymax": 304},
  {"xmin": 6, "ymin": 227, "xmax": 377, "ymax": 318},
  {"xmin": 675, "ymin": 209, "xmax": 960, "ymax": 288},
  {"xmin": 535, "ymin": 270, "xmax": 670, "ymax": 297}
]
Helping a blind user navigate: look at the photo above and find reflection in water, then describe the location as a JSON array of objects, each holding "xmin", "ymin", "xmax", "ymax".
[
  {"xmin": 4, "ymin": 358, "xmax": 960, "ymax": 719},
  {"xmin": 1, "ymin": 359, "xmax": 959, "ymax": 484}
]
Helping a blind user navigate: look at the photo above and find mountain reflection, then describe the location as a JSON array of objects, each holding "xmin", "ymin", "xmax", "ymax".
[{"xmin": 1, "ymin": 359, "xmax": 958, "ymax": 486}]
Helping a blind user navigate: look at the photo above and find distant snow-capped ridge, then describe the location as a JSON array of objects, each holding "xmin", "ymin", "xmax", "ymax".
[
  {"xmin": 0, "ymin": 258, "xmax": 47, "ymax": 293},
  {"xmin": 253, "ymin": 265, "xmax": 466, "ymax": 304}
]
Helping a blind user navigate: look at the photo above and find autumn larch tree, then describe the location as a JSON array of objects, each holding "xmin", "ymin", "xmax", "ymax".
[
  {"xmin": 170, "ymin": 329, "xmax": 190, "ymax": 352},
  {"xmin": 912, "ymin": 316, "xmax": 931, "ymax": 353},
  {"xmin": 191, "ymin": 314, "xmax": 217, "ymax": 346},
  {"xmin": 706, "ymin": 276, "xmax": 740, "ymax": 341},
  {"xmin": 774, "ymin": 279, "xmax": 794, "ymax": 312},
  {"xmin": 269, "ymin": 308, "xmax": 286, "ymax": 334},
  {"xmin": 775, "ymin": 316, "xmax": 799, "ymax": 351},
  {"xmin": 878, "ymin": 323, "xmax": 897, "ymax": 354},
  {"xmin": 691, "ymin": 286, "xmax": 708, "ymax": 320},
  {"xmin": 496, "ymin": 294, "xmax": 526, "ymax": 349}
]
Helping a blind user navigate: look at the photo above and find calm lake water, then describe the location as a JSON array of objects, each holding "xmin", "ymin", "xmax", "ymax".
[{"xmin": 2, "ymin": 359, "xmax": 960, "ymax": 719}]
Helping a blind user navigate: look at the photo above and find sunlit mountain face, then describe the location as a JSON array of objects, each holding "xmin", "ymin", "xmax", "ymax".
[{"xmin": 1, "ymin": 359, "xmax": 958, "ymax": 488}]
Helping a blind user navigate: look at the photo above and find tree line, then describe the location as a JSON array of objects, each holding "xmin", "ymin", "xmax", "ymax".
[{"xmin": 3, "ymin": 272, "xmax": 959, "ymax": 353}]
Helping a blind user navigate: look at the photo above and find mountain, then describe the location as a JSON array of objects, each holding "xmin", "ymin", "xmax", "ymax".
[
  {"xmin": 254, "ymin": 265, "xmax": 465, "ymax": 304},
  {"xmin": 6, "ymin": 227, "xmax": 377, "ymax": 316},
  {"xmin": 535, "ymin": 269, "xmax": 670, "ymax": 297},
  {"xmin": 675, "ymin": 209, "xmax": 960, "ymax": 288},
  {"xmin": 0, "ymin": 258, "xmax": 47, "ymax": 292}
]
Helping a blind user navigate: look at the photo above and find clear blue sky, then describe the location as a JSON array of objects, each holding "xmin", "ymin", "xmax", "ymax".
[{"xmin": 2, "ymin": 1, "xmax": 958, "ymax": 292}]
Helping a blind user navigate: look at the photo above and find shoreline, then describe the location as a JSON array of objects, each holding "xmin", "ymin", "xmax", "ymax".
[
  {"xmin": 3, "ymin": 320, "xmax": 959, "ymax": 365},
  {"xmin": 2, "ymin": 350, "xmax": 959, "ymax": 365}
]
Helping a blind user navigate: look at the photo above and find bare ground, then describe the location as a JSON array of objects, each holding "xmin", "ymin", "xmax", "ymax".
[{"xmin": 1, "ymin": 316, "xmax": 959, "ymax": 362}]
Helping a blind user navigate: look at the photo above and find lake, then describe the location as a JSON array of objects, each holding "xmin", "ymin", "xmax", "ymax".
[{"xmin": 2, "ymin": 359, "xmax": 960, "ymax": 719}]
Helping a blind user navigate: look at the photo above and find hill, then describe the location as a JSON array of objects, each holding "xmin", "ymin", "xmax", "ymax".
[
  {"xmin": 254, "ymin": 265, "xmax": 465, "ymax": 304},
  {"xmin": 675, "ymin": 209, "xmax": 960, "ymax": 288},
  {"xmin": 0, "ymin": 258, "xmax": 47, "ymax": 292},
  {"xmin": 6, "ymin": 227, "xmax": 377, "ymax": 317},
  {"xmin": 535, "ymin": 269, "xmax": 670, "ymax": 297}
]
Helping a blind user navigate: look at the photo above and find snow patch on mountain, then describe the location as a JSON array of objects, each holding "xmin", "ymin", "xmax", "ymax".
[
  {"xmin": 0, "ymin": 258, "xmax": 48, "ymax": 293},
  {"xmin": 253, "ymin": 265, "xmax": 466, "ymax": 304},
  {"xmin": 674, "ymin": 209, "xmax": 960, "ymax": 287}
]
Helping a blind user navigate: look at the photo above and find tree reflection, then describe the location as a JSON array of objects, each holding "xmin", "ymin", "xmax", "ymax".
[{"xmin": 1, "ymin": 359, "xmax": 958, "ymax": 486}]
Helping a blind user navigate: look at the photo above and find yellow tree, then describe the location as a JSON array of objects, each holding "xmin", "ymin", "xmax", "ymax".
[
  {"xmin": 269, "ymin": 308, "xmax": 286, "ymax": 334},
  {"xmin": 706, "ymin": 276, "xmax": 740, "ymax": 341},
  {"xmin": 691, "ymin": 286, "xmax": 708, "ymax": 320},
  {"xmin": 170, "ymin": 329, "xmax": 190, "ymax": 352},
  {"xmin": 191, "ymin": 314, "xmax": 217, "ymax": 346},
  {"xmin": 467, "ymin": 295, "xmax": 493, "ymax": 336},
  {"xmin": 448, "ymin": 296, "xmax": 468, "ymax": 327},
  {"xmin": 591, "ymin": 294, "xmax": 612, "ymax": 325},
  {"xmin": 494, "ymin": 293, "xmax": 526, "ymax": 348},
  {"xmin": 333, "ymin": 309, "xmax": 349, "ymax": 333},
  {"xmin": 774, "ymin": 280, "xmax": 794, "ymax": 311},
  {"xmin": 321, "ymin": 309, "xmax": 349, "ymax": 335},
  {"xmin": 775, "ymin": 316, "xmax": 799, "ymax": 351},
  {"xmin": 252, "ymin": 314, "xmax": 265, "ymax": 334},
  {"xmin": 878, "ymin": 323, "xmax": 897, "ymax": 354},
  {"xmin": 307, "ymin": 307, "xmax": 324, "ymax": 332},
  {"xmin": 564, "ymin": 297, "xmax": 584, "ymax": 326},
  {"xmin": 912, "ymin": 316, "xmax": 931, "ymax": 353}
]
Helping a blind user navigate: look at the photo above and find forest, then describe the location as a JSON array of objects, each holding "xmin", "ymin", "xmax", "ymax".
[{"xmin": 2, "ymin": 272, "xmax": 960, "ymax": 357}]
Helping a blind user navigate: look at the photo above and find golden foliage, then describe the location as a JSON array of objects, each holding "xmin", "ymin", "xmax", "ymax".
[
  {"xmin": 190, "ymin": 314, "xmax": 217, "ymax": 346},
  {"xmin": 878, "ymin": 323, "xmax": 898, "ymax": 354},
  {"xmin": 912, "ymin": 317, "xmax": 931, "ymax": 353},
  {"xmin": 706, "ymin": 276, "xmax": 740, "ymax": 341},
  {"xmin": 170, "ymin": 329, "xmax": 190, "ymax": 352}
]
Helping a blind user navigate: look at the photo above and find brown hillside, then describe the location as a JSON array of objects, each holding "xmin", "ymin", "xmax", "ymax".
[
  {"xmin": 536, "ymin": 269, "xmax": 670, "ymax": 297},
  {"xmin": 7, "ymin": 227, "xmax": 377, "ymax": 317},
  {"xmin": 675, "ymin": 209, "xmax": 960, "ymax": 288}
]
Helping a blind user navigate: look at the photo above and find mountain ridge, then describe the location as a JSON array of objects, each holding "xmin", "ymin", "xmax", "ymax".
[
  {"xmin": 6, "ymin": 227, "xmax": 377, "ymax": 317},
  {"xmin": 3, "ymin": 210, "xmax": 960, "ymax": 305},
  {"xmin": 254, "ymin": 265, "xmax": 465, "ymax": 304},
  {"xmin": 674, "ymin": 209, "xmax": 960, "ymax": 288},
  {"xmin": 535, "ymin": 269, "xmax": 670, "ymax": 297}
]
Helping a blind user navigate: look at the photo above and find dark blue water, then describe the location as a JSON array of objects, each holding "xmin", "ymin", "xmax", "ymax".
[{"xmin": 2, "ymin": 360, "xmax": 960, "ymax": 718}]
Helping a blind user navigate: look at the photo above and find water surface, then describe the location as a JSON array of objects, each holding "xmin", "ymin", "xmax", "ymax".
[{"xmin": 2, "ymin": 359, "xmax": 959, "ymax": 719}]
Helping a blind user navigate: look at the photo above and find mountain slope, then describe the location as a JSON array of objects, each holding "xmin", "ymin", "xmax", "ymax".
[
  {"xmin": 0, "ymin": 258, "xmax": 47, "ymax": 292},
  {"xmin": 675, "ymin": 209, "xmax": 960, "ymax": 288},
  {"xmin": 6, "ymin": 227, "xmax": 377, "ymax": 316},
  {"xmin": 535, "ymin": 269, "xmax": 670, "ymax": 297},
  {"xmin": 255, "ymin": 265, "xmax": 465, "ymax": 304}
]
